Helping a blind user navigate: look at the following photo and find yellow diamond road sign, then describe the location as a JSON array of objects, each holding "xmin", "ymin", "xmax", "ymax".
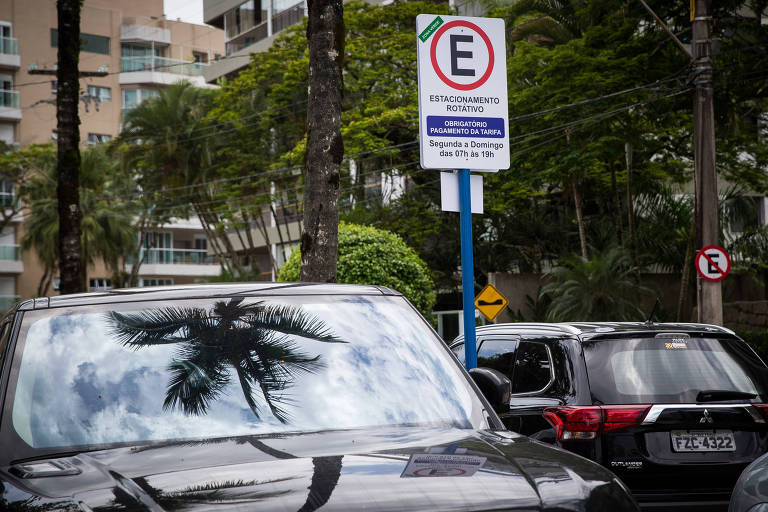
[{"xmin": 474, "ymin": 283, "xmax": 508, "ymax": 322}]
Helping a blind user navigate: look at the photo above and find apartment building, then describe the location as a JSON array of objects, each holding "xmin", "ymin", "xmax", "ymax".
[
  {"xmin": 0, "ymin": 0, "xmax": 226, "ymax": 302},
  {"xmin": 202, "ymin": 0, "xmax": 306, "ymax": 82}
]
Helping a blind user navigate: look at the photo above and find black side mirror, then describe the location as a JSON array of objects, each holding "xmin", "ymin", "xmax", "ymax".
[{"xmin": 469, "ymin": 367, "xmax": 511, "ymax": 414}]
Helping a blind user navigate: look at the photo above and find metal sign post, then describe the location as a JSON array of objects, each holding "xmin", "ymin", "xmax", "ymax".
[{"xmin": 458, "ymin": 169, "xmax": 477, "ymax": 369}]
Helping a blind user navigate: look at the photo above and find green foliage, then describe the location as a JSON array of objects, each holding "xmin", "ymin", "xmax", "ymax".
[
  {"xmin": 278, "ymin": 223, "xmax": 435, "ymax": 316},
  {"xmin": 735, "ymin": 330, "xmax": 768, "ymax": 364},
  {"xmin": 543, "ymin": 246, "xmax": 652, "ymax": 321},
  {"xmin": 19, "ymin": 144, "xmax": 137, "ymax": 295}
]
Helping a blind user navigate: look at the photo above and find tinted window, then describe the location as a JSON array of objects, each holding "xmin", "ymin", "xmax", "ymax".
[
  {"xmin": 584, "ymin": 337, "xmax": 768, "ymax": 404},
  {"xmin": 51, "ymin": 29, "xmax": 110, "ymax": 55},
  {"xmin": 477, "ymin": 338, "xmax": 518, "ymax": 375},
  {"xmin": 0, "ymin": 321, "xmax": 9, "ymax": 372},
  {"xmin": 512, "ymin": 342, "xmax": 552, "ymax": 394},
  {"xmin": 7, "ymin": 296, "xmax": 485, "ymax": 452},
  {"xmin": 452, "ymin": 342, "xmax": 465, "ymax": 365}
]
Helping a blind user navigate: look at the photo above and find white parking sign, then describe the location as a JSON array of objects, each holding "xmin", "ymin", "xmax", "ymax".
[{"xmin": 416, "ymin": 15, "xmax": 509, "ymax": 170}]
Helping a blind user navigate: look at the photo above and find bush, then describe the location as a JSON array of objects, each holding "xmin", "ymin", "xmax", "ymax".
[{"xmin": 278, "ymin": 222, "xmax": 436, "ymax": 317}]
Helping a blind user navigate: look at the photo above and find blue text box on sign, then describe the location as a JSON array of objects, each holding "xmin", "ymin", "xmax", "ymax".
[{"xmin": 426, "ymin": 116, "xmax": 505, "ymax": 138}]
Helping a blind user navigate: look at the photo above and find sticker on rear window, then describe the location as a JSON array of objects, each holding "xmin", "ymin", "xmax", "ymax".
[{"xmin": 664, "ymin": 341, "xmax": 688, "ymax": 349}]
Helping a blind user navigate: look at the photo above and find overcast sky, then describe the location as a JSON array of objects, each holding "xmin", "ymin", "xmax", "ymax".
[{"xmin": 164, "ymin": 0, "xmax": 205, "ymax": 24}]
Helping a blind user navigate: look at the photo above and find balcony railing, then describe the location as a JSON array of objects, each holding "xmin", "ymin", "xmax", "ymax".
[
  {"xmin": 0, "ymin": 37, "xmax": 18, "ymax": 55},
  {"xmin": 0, "ymin": 89, "xmax": 19, "ymax": 108},
  {"xmin": 273, "ymin": 4, "xmax": 304, "ymax": 34},
  {"xmin": 127, "ymin": 248, "xmax": 218, "ymax": 265},
  {"xmin": 121, "ymin": 56, "xmax": 207, "ymax": 76},
  {"xmin": 0, "ymin": 245, "xmax": 21, "ymax": 261},
  {"xmin": 225, "ymin": 2, "xmax": 304, "ymax": 56}
]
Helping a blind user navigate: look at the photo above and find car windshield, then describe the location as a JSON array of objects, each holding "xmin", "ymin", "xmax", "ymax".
[
  {"xmin": 7, "ymin": 295, "xmax": 484, "ymax": 452},
  {"xmin": 584, "ymin": 336, "xmax": 768, "ymax": 404}
]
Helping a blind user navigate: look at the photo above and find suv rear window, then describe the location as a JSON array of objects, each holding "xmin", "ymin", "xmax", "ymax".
[{"xmin": 584, "ymin": 336, "xmax": 768, "ymax": 404}]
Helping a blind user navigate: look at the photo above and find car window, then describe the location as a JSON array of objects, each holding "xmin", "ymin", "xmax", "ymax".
[
  {"xmin": 584, "ymin": 336, "xmax": 768, "ymax": 404},
  {"xmin": 451, "ymin": 342, "xmax": 465, "ymax": 364},
  {"xmin": 477, "ymin": 337, "xmax": 518, "ymax": 375},
  {"xmin": 511, "ymin": 341, "xmax": 553, "ymax": 394},
  {"xmin": 6, "ymin": 296, "xmax": 487, "ymax": 452},
  {"xmin": 0, "ymin": 320, "xmax": 10, "ymax": 373}
]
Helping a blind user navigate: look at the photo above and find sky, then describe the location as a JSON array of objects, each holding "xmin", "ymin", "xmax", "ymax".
[{"xmin": 164, "ymin": 0, "xmax": 205, "ymax": 25}]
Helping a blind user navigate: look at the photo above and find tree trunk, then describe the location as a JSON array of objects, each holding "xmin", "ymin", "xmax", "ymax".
[
  {"xmin": 625, "ymin": 141, "xmax": 636, "ymax": 262},
  {"xmin": 56, "ymin": 0, "xmax": 84, "ymax": 294},
  {"xmin": 572, "ymin": 176, "xmax": 588, "ymax": 260},
  {"xmin": 611, "ymin": 167, "xmax": 624, "ymax": 247},
  {"xmin": 300, "ymin": 0, "xmax": 344, "ymax": 283}
]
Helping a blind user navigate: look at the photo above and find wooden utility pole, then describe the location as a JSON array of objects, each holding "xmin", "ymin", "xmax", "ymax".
[
  {"xmin": 300, "ymin": 0, "xmax": 344, "ymax": 282},
  {"xmin": 692, "ymin": 0, "xmax": 722, "ymax": 324},
  {"xmin": 56, "ymin": 0, "xmax": 85, "ymax": 294}
]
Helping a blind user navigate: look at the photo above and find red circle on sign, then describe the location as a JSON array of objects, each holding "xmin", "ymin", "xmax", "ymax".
[
  {"xmin": 695, "ymin": 245, "xmax": 731, "ymax": 282},
  {"xmin": 430, "ymin": 20, "xmax": 495, "ymax": 91}
]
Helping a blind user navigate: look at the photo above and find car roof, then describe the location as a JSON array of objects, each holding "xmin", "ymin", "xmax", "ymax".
[
  {"xmin": 451, "ymin": 321, "xmax": 735, "ymax": 344},
  {"xmin": 17, "ymin": 282, "xmax": 402, "ymax": 311}
]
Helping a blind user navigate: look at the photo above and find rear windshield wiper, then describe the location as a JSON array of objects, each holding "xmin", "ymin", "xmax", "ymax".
[{"xmin": 696, "ymin": 389, "xmax": 757, "ymax": 402}]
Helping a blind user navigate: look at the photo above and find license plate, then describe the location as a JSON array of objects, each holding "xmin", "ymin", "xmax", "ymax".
[{"xmin": 670, "ymin": 430, "xmax": 736, "ymax": 452}]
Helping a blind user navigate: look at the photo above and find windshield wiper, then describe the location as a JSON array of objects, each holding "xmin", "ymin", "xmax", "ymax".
[{"xmin": 696, "ymin": 389, "xmax": 757, "ymax": 402}]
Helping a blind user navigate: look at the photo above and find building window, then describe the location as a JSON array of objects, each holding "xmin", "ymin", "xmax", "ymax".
[
  {"xmin": 87, "ymin": 133, "xmax": 112, "ymax": 146},
  {"xmin": 51, "ymin": 80, "xmax": 57, "ymax": 94},
  {"xmin": 121, "ymin": 43, "xmax": 164, "ymax": 58},
  {"xmin": 192, "ymin": 51, "xmax": 208, "ymax": 63},
  {"xmin": 51, "ymin": 29, "xmax": 110, "ymax": 55},
  {"xmin": 87, "ymin": 85, "xmax": 110, "ymax": 102},
  {"xmin": 0, "ymin": 180, "xmax": 14, "ymax": 208},
  {"xmin": 223, "ymin": 0, "xmax": 260, "ymax": 40},
  {"xmin": 51, "ymin": 130, "xmax": 57, "ymax": 141},
  {"xmin": 138, "ymin": 278, "xmax": 173, "ymax": 287},
  {"xmin": 89, "ymin": 278, "xmax": 112, "ymax": 291},
  {"xmin": 122, "ymin": 88, "xmax": 159, "ymax": 110}
]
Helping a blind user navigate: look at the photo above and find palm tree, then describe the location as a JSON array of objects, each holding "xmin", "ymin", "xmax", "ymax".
[
  {"xmin": 117, "ymin": 81, "xmax": 248, "ymax": 276},
  {"xmin": 543, "ymin": 246, "xmax": 652, "ymax": 321},
  {"xmin": 21, "ymin": 146, "xmax": 136, "ymax": 295},
  {"xmin": 107, "ymin": 298, "xmax": 345, "ymax": 422}
]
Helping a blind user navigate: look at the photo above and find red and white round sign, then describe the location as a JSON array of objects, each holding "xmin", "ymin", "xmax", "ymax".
[
  {"xmin": 429, "ymin": 20, "xmax": 494, "ymax": 91},
  {"xmin": 695, "ymin": 245, "xmax": 731, "ymax": 282}
]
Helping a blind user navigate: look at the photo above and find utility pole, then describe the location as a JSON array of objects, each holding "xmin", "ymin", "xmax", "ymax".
[{"xmin": 692, "ymin": 0, "xmax": 722, "ymax": 324}]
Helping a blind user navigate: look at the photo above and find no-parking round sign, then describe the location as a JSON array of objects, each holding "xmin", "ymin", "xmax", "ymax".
[
  {"xmin": 416, "ymin": 14, "xmax": 509, "ymax": 170},
  {"xmin": 695, "ymin": 245, "xmax": 731, "ymax": 282}
]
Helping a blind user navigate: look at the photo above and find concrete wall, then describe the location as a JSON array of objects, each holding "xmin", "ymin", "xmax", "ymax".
[{"xmin": 488, "ymin": 271, "xmax": 767, "ymax": 328}]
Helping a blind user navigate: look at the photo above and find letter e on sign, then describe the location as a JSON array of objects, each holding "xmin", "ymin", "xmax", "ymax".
[{"xmin": 695, "ymin": 245, "xmax": 731, "ymax": 282}]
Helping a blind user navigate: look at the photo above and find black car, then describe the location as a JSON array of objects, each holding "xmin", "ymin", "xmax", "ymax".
[
  {"xmin": 451, "ymin": 322, "xmax": 768, "ymax": 511},
  {"xmin": 0, "ymin": 284, "xmax": 638, "ymax": 511},
  {"xmin": 729, "ymin": 449, "xmax": 768, "ymax": 512}
]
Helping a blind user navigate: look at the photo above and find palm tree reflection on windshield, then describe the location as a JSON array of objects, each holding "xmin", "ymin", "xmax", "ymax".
[{"xmin": 107, "ymin": 298, "xmax": 345, "ymax": 422}]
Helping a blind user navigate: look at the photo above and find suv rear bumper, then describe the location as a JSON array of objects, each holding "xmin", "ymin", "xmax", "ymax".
[{"xmin": 633, "ymin": 490, "xmax": 730, "ymax": 512}]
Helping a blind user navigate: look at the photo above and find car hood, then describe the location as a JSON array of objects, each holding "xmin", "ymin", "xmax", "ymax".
[{"xmin": 1, "ymin": 428, "xmax": 636, "ymax": 511}]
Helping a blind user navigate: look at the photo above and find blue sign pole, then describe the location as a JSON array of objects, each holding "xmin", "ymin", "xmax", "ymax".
[{"xmin": 459, "ymin": 168, "xmax": 477, "ymax": 370}]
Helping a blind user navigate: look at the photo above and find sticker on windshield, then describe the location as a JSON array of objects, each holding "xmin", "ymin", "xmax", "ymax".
[
  {"xmin": 401, "ymin": 454, "xmax": 486, "ymax": 478},
  {"xmin": 664, "ymin": 341, "xmax": 688, "ymax": 349}
]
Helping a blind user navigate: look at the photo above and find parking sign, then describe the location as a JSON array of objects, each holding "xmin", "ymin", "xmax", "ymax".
[{"xmin": 416, "ymin": 15, "xmax": 509, "ymax": 170}]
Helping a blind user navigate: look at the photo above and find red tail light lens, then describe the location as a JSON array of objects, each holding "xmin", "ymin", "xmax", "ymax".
[
  {"xmin": 543, "ymin": 405, "xmax": 651, "ymax": 441},
  {"xmin": 752, "ymin": 404, "xmax": 768, "ymax": 422},
  {"xmin": 603, "ymin": 405, "xmax": 652, "ymax": 431}
]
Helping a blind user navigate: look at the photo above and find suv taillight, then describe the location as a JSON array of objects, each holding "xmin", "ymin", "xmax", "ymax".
[
  {"xmin": 752, "ymin": 404, "xmax": 768, "ymax": 422},
  {"xmin": 543, "ymin": 405, "xmax": 652, "ymax": 441}
]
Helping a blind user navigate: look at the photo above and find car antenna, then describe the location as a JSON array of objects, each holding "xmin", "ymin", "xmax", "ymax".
[{"xmin": 646, "ymin": 298, "xmax": 661, "ymax": 326}]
